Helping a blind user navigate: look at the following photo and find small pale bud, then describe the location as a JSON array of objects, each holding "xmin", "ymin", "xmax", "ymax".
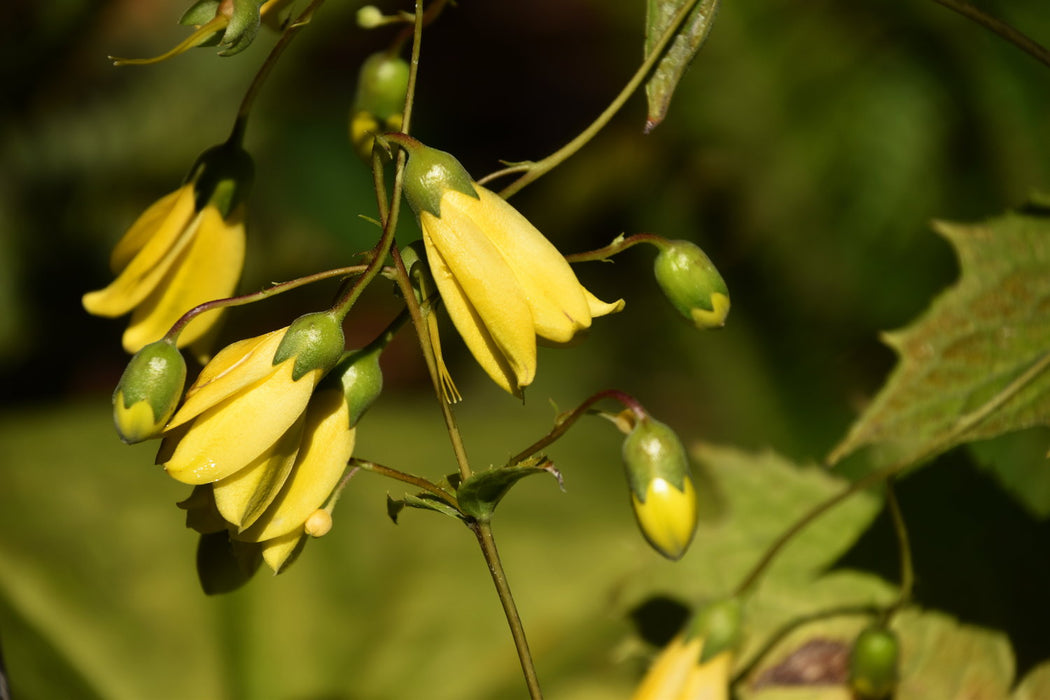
[
  {"xmin": 356, "ymin": 6, "xmax": 384, "ymax": 28},
  {"xmin": 849, "ymin": 625, "xmax": 900, "ymax": 699},
  {"xmin": 653, "ymin": 240, "xmax": 730, "ymax": 330},
  {"xmin": 304, "ymin": 509, "xmax": 333, "ymax": 538},
  {"xmin": 274, "ymin": 311, "xmax": 346, "ymax": 380},
  {"xmin": 349, "ymin": 53, "xmax": 410, "ymax": 160},
  {"xmin": 622, "ymin": 417, "xmax": 698, "ymax": 560},
  {"xmin": 112, "ymin": 340, "xmax": 186, "ymax": 444}
]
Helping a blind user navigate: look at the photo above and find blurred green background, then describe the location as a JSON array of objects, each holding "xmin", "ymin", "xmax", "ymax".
[{"xmin": 2, "ymin": 0, "xmax": 1050, "ymax": 698}]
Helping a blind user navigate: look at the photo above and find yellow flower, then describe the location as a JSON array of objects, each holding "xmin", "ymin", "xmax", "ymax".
[
  {"xmin": 633, "ymin": 634, "xmax": 732, "ymax": 700},
  {"xmin": 396, "ymin": 138, "xmax": 623, "ymax": 396},
  {"xmin": 83, "ymin": 142, "xmax": 252, "ymax": 355},
  {"xmin": 164, "ymin": 313, "xmax": 349, "ymax": 574}
]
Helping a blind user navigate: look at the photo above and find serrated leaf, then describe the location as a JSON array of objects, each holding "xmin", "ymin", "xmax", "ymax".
[
  {"xmin": 829, "ymin": 199, "xmax": 1050, "ymax": 468},
  {"xmin": 385, "ymin": 492, "xmax": 463, "ymax": 524},
  {"xmin": 456, "ymin": 456, "xmax": 563, "ymax": 521},
  {"xmin": 643, "ymin": 0, "xmax": 720, "ymax": 132}
]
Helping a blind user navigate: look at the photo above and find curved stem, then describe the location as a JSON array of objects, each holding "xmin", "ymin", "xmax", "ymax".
[
  {"xmin": 563, "ymin": 232, "xmax": 668, "ymax": 264},
  {"xmin": 486, "ymin": 0, "xmax": 700, "ymax": 198},
  {"xmin": 932, "ymin": 0, "xmax": 1050, "ymax": 69},
  {"xmin": 884, "ymin": 479, "xmax": 914, "ymax": 614},
  {"xmin": 472, "ymin": 521, "xmax": 543, "ymax": 700}
]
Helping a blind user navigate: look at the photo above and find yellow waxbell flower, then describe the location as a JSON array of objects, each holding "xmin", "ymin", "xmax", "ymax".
[
  {"xmin": 392, "ymin": 136, "xmax": 624, "ymax": 397},
  {"xmin": 633, "ymin": 599, "xmax": 741, "ymax": 700},
  {"xmin": 83, "ymin": 141, "xmax": 252, "ymax": 355}
]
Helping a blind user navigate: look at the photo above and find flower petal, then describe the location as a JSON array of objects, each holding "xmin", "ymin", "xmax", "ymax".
[
  {"xmin": 422, "ymin": 207, "xmax": 536, "ymax": 393},
  {"xmin": 110, "ymin": 185, "xmax": 195, "ymax": 272},
  {"xmin": 212, "ymin": 412, "xmax": 304, "ymax": 530},
  {"xmin": 122, "ymin": 204, "xmax": 246, "ymax": 353},
  {"xmin": 260, "ymin": 528, "xmax": 305, "ymax": 574},
  {"xmin": 459, "ymin": 188, "xmax": 593, "ymax": 343},
  {"xmin": 632, "ymin": 634, "xmax": 703, "ymax": 700},
  {"xmin": 167, "ymin": 328, "xmax": 286, "ymax": 430},
  {"xmin": 237, "ymin": 388, "xmax": 354, "ymax": 542},
  {"xmin": 680, "ymin": 650, "xmax": 731, "ymax": 700},
  {"xmin": 83, "ymin": 186, "xmax": 199, "ymax": 317},
  {"xmin": 164, "ymin": 361, "xmax": 320, "ymax": 484}
]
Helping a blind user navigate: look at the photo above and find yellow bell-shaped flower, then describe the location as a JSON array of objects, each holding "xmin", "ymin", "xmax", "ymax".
[
  {"xmin": 392, "ymin": 136, "xmax": 624, "ymax": 397},
  {"xmin": 83, "ymin": 141, "xmax": 251, "ymax": 356}
]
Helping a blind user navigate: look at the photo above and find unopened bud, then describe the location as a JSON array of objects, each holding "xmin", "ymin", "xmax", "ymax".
[
  {"xmin": 653, "ymin": 240, "xmax": 730, "ymax": 330},
  {"xmin": 622, "ymin": 416, "xmax": 698, "ymax": 560},
  {"xmin": 113, "ymin": 339, "xmax": 187, "ymax": 444},
  {"xmin": 350, "ymin": 52, "xmax": 410, "ymax": 160},
  {"xmin": 356, "ymin": 6, "xmax": 384, "ymax": 29},
  {"xmin": 849, "ymin": 625, "xmax": 899, "ymax": 699},
  {"xmin": 274, "ymin": 312, "xmax": 346, "ymax": 380},
  {"xmin": 304, "ymin": 509, "xmax": 333, "ymax": 537}
]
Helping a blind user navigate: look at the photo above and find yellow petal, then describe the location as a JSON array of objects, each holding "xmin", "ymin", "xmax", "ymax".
[
  {"xmin": 82, "ymin": 186, "xmax": 198, "ymax": 317},
  {"xmin": 260, "ymin": 529, "xmax": 305, "ymax": 574},
  {"xmin": 585, "ymin": 288, "xmax": 625, "ymax": 319},
  {"xmin": 631, "ymin": 477, "xmax": 698, "ymax": 561},
  {"xmin": 167, "ymin": 328, "xmax": 286, "ymax": 430},
  {"xmin": 679, "ymin": 651, "xmax": 731, "ymax": 700},
  {"xmin": 462, "ymin": 188, "xmax": 594, "ymax": 343},
  {"xmin": 211, "ymin": 413, "xmax": 304, "ymax": 530},
  {"xmin": 122, "ymin": 205, "xmax": 246, "ymax": 353},
  {"xmin": 422, "ymin": 207, "xmax": 536, "ymax": 394},
  {"xmin": 633, "ymin": 635, "xmax": 703, "ymax": 700},
  {"xmin": 164, "ymin": 361, "xmax": 320, "ymax": 484},
  {"xmin": 237, "ymin": 388, "xmax": 354, "ymax": 542}
]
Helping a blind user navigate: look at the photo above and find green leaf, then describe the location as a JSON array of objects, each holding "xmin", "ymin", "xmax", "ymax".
[
  {"xmin": 829, "ymin": 198, "xmax": 1050, "ymax": 469},
  {"xmin": 643, "ymin": 0, "xmax": 720, "ymax": 132},
  {"xmin": 385, "ymin": 492, "xmax": 463, "ymax": 524},
  {"xmin": 456, "ymin": 456, "xmax": 563, "ymax": 522},
  {"xmin": 968, "ymin": 429, "xmax": 1050, "ymax": 519}
]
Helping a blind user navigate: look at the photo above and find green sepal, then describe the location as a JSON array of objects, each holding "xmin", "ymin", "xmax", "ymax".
[
  {"xmin": 622, "ymin": 416, "xmax": 691, "ymax": 499},
  {"xmin": 218, "ymin": 0, "xmax": 262, "ymax": 56},
  {"xmin": 323, "ymin": 344, "xmax": 384, "ymax": 428},
  {"xmin": 274, "ymin": 311, "xmax": 346, "ymax": 381},
  {"xmin": 196, "ymin": 530, "xmax": 261, "ymax": 595},
  {"xmin": 386, "ymin": 492, "xmax": 464, "ymax": 524},
  {"xmin": 187, "ymin": 141, "xmax": 254, "ymax": 216},
  {"xmin": 179, "ymin": 0, "xmax": 221, "ymax": 26},
  {"xmin": 456, "ymin": 456, "xmax": 564, "ymax": 522},
  {"xmin": 685, "ymin": 598, "xmax": 743, "ymax": 662},
  {"xmin": 849, "ymin": 625, "xmax": 900, "ymax": 699},
  {"xmin": 398, "ymin": 140, "xmax": 479, "ymax": 219}
]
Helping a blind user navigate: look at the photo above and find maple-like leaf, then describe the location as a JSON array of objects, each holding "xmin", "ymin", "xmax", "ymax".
[{"xmin": 829, "ymin": 197, "xmax": 1050, "ymax": 469}]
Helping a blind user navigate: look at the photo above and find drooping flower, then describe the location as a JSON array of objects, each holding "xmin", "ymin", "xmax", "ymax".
[
  {"xmin": 83, "ymin": 141, "xmax": 252, "ymax": 356},
  {"xmin": 394, "ymin": 137, "xmax": 624, "ymax": 397},
  {"xmin": 633, "ymin": 599, "xmax": 741, "ymax": 700}
]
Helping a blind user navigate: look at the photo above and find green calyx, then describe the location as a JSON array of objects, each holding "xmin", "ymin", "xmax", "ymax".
[
  {"xmin": 274, "ymin": 312, "xmax": 346, "ymax": 381},
  {"xmin": 685, "ymin": 598, "xmax": 743, "ymax": 662},
  {"xmin": 179, "ymin": 0, "xmax": 264, "ymax": 56},
  {"xmin": 653, "ymin": 240, "xmax": 730, "ymax": 330},
  {"xmin": 327, "ymin": 344, "xmax": 384, "ymax": 428},
  {"xmin": 621, "ymin": 416, "xmax": 691, "ymax": 500},
  {"xmin": 188, "ymin": 140, "xmax": 255, "ymax": 217},
  {"xmin": 387, "ymin": 135, "xmax": 478, "ymax": 219},
  {"xmin": 112, "ymin": 339, "xmax": 187, "ymax": 444}
]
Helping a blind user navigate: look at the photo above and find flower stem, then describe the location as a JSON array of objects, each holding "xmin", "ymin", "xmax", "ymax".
[
  {"xmin": 563, "ymin": 233, "xmax": 668, "ymax": 264},
  {"xmin": 351, "ymin": 458, "xmax": 459, "ymax": 508},
  {"xmin": 884, "ymin": 479, "xmax": 914, "ymax": 614},
  {"xmin": 931, "ymin": 0, "xmax": 1050, "ymax": 69},
  {"xmin": 471, "ymin": 521, "xmax": 543, "ymax": 700},
  {"xmin": 484, "ymin": 0, "xmax": 702, "ymax": 197}
]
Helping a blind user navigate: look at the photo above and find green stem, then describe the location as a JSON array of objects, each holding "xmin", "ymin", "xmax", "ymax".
[
  {"xmin": 472, "ymin": 521, "xmax": 544, "ymax": 700},
  {"xmin": 932, "ymin": 0, "xmax": 1050, "ymax": 69},
  {"xmin": 884, "ymin": 480, "xmax": 914, "ymax": 614},
  {"xmin": 351, "ymin": 458, "xmax": 459, "ymax": 508},
  {"xmin": 563, "ymin": 233, "xmax": 668, "ymax": 264},
  {"xmin": 484, "ymin": 0, "xmax": 701, "ymax": 198}
]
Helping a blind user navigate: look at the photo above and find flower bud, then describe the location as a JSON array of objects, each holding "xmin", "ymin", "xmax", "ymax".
[
  {"xmin": 622, "ymin": 416, "xmax": 698, "ymax": 560},
  {"xmin": 389, "ymin": 136, "xmax": 478, "ymax": 218},
  {"xmin": 350, "ymin": 53, "xmax": 410, "ymax": 161},
  {"xmin": 653, "ymin": 240, "xmax": 730, "ymax": 330},
  {"xmin": 356, "ymin": 6, "xmax": 384, "ymax": 29},
  {"xmin": 112, "ymin": 339, "xmax": 187, "ymax": 444},
  {"xmin": 329, "ymin": 344, "xmax": 384, "ymax": 427},
  {"xmin": 849, "ymin": 625, "xmax": 899, "ymax": 699},
  {"xmin": 304, "ymin": 509, "xmax": 333, "ymax": 537},
  {"xmin": 274, "ymin": 311, "xmax": 346, "ymax": 381}
]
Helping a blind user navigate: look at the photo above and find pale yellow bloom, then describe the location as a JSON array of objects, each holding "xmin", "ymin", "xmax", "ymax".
[
  {"xmin": 633, "ymin": 634, "xmax": 732, "ymax": 700},
  {"xmin": 83, "ymin": 182, "xmax": 246, "ymax": 355},
  {"xmin": 420, "ymin": 186, "xmax": 623, "ymax": 396}
]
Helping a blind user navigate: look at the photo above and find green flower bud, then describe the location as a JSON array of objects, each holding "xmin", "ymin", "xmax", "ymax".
[
  {"xmin": 653, "ymin": 240, "xmax": 730, "ymax": 330},
  {"xmin": 329, "ymin": 344, "xmax": 384, "ymax": 427},
  {"xmin": 685, "ymin": 598, "xmax": 743, "ymax": 662},
  {"xmin": 350, "ymin": 53, "xmax": 410, "ymax": 161},
  {"xmin": 274, "ymin": 312, "xmax": 346, "ymax": 381},
  {"xmin": 112, "ymin": 339, "xmax": 187, "ymax": 444},
  {"xmin": 187, "ymin": 140, "xmax": 255, "ymax": 216},
  {"xmin": 849, "ymin": 625, "xmax": 900, "ymax": 699},
  {"xmin": 388, "ymin": 136, "xmax": 478, "ymax": 218},
  {"xmin": 622, "ymin": 416, "xmax": 698, "ymax": 560},
  {"xmin": 180, "ymin": 0, "xmax": 263, "ymax": 57}
]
